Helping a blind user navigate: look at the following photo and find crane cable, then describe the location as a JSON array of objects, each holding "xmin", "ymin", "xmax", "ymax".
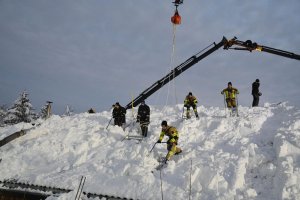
[
  {"xmin": 154, "ymin": 22, "xmax": 179, "ymax": 108},
  {"xmin": 155, "ymin": 3, "xmax": 182, "ymax": 111},
  {"xmin": 165, "ymin": 23, "xmax": 179, "ymax": 107}
]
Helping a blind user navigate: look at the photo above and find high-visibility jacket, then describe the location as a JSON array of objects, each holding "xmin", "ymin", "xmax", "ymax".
[
  {"xmin": 159, "ymin": 126, "xmax": 179, "ymax": 144},
  {"xmin": 184, "ymin": 95, "xmax": 198, "ymax": 106},
  {"xmin": 221, "ymin": 87, "xmax": 239, "ymax": 99}
]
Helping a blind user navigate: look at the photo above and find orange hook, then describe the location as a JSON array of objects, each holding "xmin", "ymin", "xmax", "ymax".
[{"xmin": 171, "ymin": 10, "xmax": 181, "ymax": 25}]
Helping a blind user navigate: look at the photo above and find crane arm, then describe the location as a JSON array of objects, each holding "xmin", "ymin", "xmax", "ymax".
[
  {"xmin": 125, "ymin": 36, "xmax": 300, "ymax": 110},
  {"xmin": 224, "ymin": 37, "xmax": 300, "ymax": 60},
  {"xmin": 125, "ymin": 37, "xmax": 228, "ymax": 109}
]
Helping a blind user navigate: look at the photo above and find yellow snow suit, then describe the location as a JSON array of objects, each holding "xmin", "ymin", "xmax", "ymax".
[{"xmin": 159, "ymin": 126, "xmax": 182, "ymax": 160}]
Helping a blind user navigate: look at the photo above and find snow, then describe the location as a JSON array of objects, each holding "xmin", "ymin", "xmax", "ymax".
[{"xmin": 1, "ymin": 102, "xmax": 300, "ymax": 200}]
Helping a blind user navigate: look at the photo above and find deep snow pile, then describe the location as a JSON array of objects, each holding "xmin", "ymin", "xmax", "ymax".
[{"xmin": 1, "ymin": 102, "xmax": 300, "ymax": 200}]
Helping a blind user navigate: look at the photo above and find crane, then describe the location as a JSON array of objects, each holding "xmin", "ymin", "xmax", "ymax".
[{"xmin": 125, "ymin": 36, "xmax": 300, "ymax": 110}]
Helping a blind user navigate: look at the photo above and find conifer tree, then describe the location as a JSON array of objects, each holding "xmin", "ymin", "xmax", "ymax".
[
  {"xmin": 4, "ymin": 91, "xmax": 36, "ymax": 124},
  {"xmin": 40, "ymin": 104, "xmax": 48, "ymax": 119},
  {"xmin": 63, "ymin": 105, "xmax": 74, "ymax": 116},
  {"xmin": 0, "ymin": 105, "xmax": 7, "ymax": 126}
]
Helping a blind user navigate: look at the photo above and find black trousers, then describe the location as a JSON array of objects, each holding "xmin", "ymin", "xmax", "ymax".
[
  {"xmin": 252, "ymin": 94, "xmax": 259, "ymax": 107},
  {"xmin": 114, "ymin": 116, "xmax": 125, "ymax": 126},
  {"xmin": 140, "ymin": 121, "xmax": 149, "ymax": 137}
]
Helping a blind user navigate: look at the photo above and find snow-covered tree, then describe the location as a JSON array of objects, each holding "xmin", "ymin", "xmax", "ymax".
[
  {"xmin": 63, "ymin": 105, "xmax": 74, "ymax": 116},
  {"xmin": 0, "ymin": 105, "xmax": 7, "ymax": 126},
  {"xmin": 4, "ymin": 91, "xmax": 37, "ymax": 124},
  {"xmin": 40, "ymin": 104, "xmax": 48, "ymax": 119}
]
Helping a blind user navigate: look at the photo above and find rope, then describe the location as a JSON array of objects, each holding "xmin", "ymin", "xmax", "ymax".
[
  {"xmin": 162, "ymin": 23, "xmax": 179, "ymax": 117},
  {"xmin": 189, "ymin": 159, "xmax": 192, "ymax": 200},
  {"xmin": 223, "ymin": 93, "xmax": 227, "ymax": 117},
  {"xmin": 159, "ymin": 31, "xmax": 215, "ymax": 115},
  {"xmin": 172, "ymin": 24, "xmax": 178, "ymax": 105},
  {"xmin": 165, "ymin": 24, "xmax": 178, "ymax": 107},
  {"xmin": 154, "ymin": 24, "xmax": 179, "ymax": 107},
  {"xmin": 160, "ymin": 170, "xmax": 164, "ymax": 200}
]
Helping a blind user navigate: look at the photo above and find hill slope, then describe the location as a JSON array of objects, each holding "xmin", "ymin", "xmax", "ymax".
[{"xmin": 1, "ymin": 102, "xmax": 300, "ymax": 200}]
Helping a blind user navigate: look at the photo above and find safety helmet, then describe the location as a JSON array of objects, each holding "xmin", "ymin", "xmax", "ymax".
[{"xmin": 161, "ymin": 120, "xmax": 168, "ymax": 126}]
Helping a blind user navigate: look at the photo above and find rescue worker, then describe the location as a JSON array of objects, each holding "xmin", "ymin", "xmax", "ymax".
[
  {"xmin": 221, "ymin": 82, "xmax": 239, "ymax": 111},
  {"xmin": 184, "ymin": 92, "xmax": 199, "ymax": 119},
  {"xmin": 137, "ymin": 100, "xmax": 150, "ymax": 137},
  {"xmin": 88, "ymin": 108, "xmax": 95, "ymax": 113},
  {"xmin": 112, "ymin": 102, "xmax": 126, "ymax": 127},
  {"xmin": 252, "ymin": 79, "xmax": 261, "ymax": 107},
  {"xmin": 157, "ymin": 120, "xmax": 182, "ymax": 163}
]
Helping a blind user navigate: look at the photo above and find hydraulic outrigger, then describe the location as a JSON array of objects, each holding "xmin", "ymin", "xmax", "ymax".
[{"xmin": 125, "ymin": 36, "xmax": 300, "ymax": 110}]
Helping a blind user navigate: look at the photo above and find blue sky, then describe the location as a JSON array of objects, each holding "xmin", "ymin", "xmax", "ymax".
[{"xmin": 1, "ymin": 0, "xmax": 300, "ymax": 114}]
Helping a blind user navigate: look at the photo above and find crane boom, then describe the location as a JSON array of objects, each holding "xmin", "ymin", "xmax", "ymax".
[
  {"xmin": 125, "ymin": 36, "xmax": 300, "ymax": 110},
  {"xmin": 125, "ymin": 37, "xmax": 228, "ymax": 109},
  {"xmin": 225, "ymin": 37, "xmax": 300, "ymax": 60}
]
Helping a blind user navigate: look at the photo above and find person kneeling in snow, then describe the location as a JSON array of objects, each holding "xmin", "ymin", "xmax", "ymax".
[{"xmin": 157, "ymin": 120, "xmax": 182, "ymax": 163}]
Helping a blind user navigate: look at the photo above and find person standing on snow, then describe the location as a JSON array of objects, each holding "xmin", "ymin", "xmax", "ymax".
[
  {"xmin": 112, "ymin": 102, "xmax": 126, "ymax": 127},
  {"xmin": 184, "ymin": 92, "xmax": 199, "ymax": 119},
  {"xmin": 252, "ymin": 79, "xmax": 261, "ymax": 107},
  {"xmin": 137, "ymin": 100, "xmax": 150, "ymax": 137},
  {"xmin": 157, "ymin": 120, "xmax": 182, "ymax": 163},
  {"xmin": 221, "ymin": 82, "xmax": 239, "ymax": 111}
]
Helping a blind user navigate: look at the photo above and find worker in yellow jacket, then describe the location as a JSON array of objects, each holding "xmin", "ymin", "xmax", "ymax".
[
  {"xmin": 157, "ymin": 120, "xmax": 182, "ymax": 163},
  {"xmin": 184, "ymin": 92, "xmax": 199, "ymax": 119},
  {"xmin": 221, "ymin": 82, "xmax": 239, "ymax": 109}
]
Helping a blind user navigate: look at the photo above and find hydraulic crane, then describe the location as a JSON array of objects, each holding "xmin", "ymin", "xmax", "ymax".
[{"xmin": 125, "ymin": 36, "xmax": 300, "ymax": 110}]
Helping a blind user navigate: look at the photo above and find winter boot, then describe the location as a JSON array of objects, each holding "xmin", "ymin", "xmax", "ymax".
[
  {"xmin": 175, "ymin": 148, "xmax": 182, "ymax": 155},
  {"xmin": 194, "ymin": 109, "xmax": 199, "ymax": 119}
]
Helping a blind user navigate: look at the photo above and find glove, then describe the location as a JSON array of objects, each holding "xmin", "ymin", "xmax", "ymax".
[
  {"xmin": 162, "ymin": 157, "xmax": 168, "ymax": 164},
  {"xmin": 157, "ymin": 140, "xmax": 161, "ymax": 143}
]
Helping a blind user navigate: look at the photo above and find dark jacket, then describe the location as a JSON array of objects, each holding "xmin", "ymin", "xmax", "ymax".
[
  {"xmin": 113, "ymin": 106, "xmax": 126, "ymax": 123},
  {"xmin": 137, "ymin": 104, "xmax": 150, "ymax": 122},
  {"xmin": 252, "ymin": 81, "xmax": 260, "ymax": 95}
]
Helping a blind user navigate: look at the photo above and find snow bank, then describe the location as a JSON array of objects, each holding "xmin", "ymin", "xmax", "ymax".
[
  {"xmin": 1, "ymin": 103, "xmax": 300, "ymax": 200},
  {"xmin": 272, "ymin": 103, "xmax": 300, "ymax": 200}
]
